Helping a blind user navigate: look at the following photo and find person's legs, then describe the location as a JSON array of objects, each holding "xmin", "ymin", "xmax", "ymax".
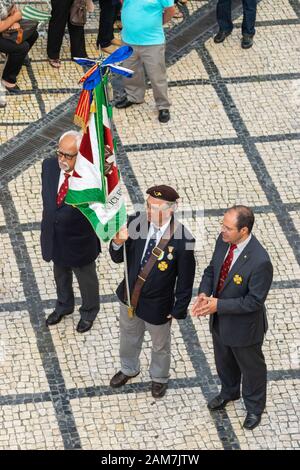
[
  {"xmin": 123, "ymin": 46, "xmax": 146, "ymax": 104},
  {"xmin": 216, "ymin": 0, "xmax": 233, "ymax": 32},
  {"xmin": 146, "ymin": 320, "xmax": 171, "ymax": 383},
  {"xmin": 97, "ymin": 0, "xmax": 117, "ymax": 48},
  {"xmin": 53, "ymin": 263, "xmax": 75, "ymax": 314},
  {"xmin": 0, "ymin": 38, "xmax": 30, "ymax": 85},
  {"xmin": 242, "ymin": 0, "xmax": 257, "ymax": 36},
  {"xmin": 67, "ymin": 22, "xmax": 87, "ymax": 58},
  {"xmin": 141, "ymin": 44, "xmax": 170, "ymax": 110},
  {"xmin": 72, "ymin": 261, "xmax": 100, "ymax": 322},
  {"xmin": 212, "ymin": 328, "xmax": 241, "ymax": 400},
  {"xmin": 47, "ymin": 0, "xmax": 72, "ymax": 59},
  {"xmin": 232, "ymin": 343, "xmax": 267, "ymax": 415},
  {"xmin": 119, "ymin": 303, "xmax": 145, "ymax": 376}
]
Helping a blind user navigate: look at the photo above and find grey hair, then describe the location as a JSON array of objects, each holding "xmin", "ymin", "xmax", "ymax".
[{"xmin": 59, "ymin": 130, "xmax": 82, "ymax": 151}]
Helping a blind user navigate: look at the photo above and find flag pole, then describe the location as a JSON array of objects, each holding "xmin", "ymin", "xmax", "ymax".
[{"xmin": 123, "ymin": 243, "xmax": 134, "ymax": 318}]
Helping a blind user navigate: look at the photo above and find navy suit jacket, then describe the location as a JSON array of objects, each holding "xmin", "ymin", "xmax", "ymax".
[
  {"xmin": 109, "ymin": 213, "xmax": 196, "ymax": 325},
  {"xmin": 40, "ymin": 157, "xmax": 101, "ymax": 267},
  {"xmin": 199, "ymin": 234, "xmax": 273, "ymax": 347}
]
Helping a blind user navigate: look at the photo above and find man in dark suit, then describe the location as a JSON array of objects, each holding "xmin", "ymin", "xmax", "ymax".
[
  {"xmin": 41, "ymin": 131, "xmax": 101, "ymax": 333},
  {"xmin": 192, "ymin": 205, "xmax": 273, "ymax": 430},
  {"xmin": 214, "ymin": 0, "xmax": 257, "ymax": 49},
  {"xmin": 109, "ymin": 185, "xmax": 196, "ymax": 398}
]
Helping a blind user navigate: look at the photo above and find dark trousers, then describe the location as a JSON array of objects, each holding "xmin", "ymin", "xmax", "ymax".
[
  {"xmin": 216, "ymin": 0, "xmax": 257, "ymax": 36},
  {"xmin": 212, "ymin": 322, "xmax": 267, "ymax": 415},
  {"xmin": 0, "ymin": 31, "xmax": 38, "ymax": 84},
  {"xmin": 54, "ymin": 261, "xmax": 100, "ymax": 321},
  {"xmin": 97, "ymin": 0, "xmax": 120, "ymax": 48},
  {"xmin": 47, "ymin": 0, "xmax": 87, "ymax": 60}
]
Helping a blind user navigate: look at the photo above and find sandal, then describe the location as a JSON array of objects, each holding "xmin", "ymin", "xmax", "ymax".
[
  {"xmin": 173, "ymin": 6, "xmax": 184, "ymax": 18},
  {"xmin": 48, "ymin": 58, "xmax": 61, "ymax": 68}
]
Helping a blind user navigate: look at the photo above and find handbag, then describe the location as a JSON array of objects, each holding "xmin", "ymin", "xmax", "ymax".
[
  {"xmin": 1, "ymin": 19, "xmax": 38, "ymax": 44},
  {"xmin": 69, "ymin": 0, "xmax": 87, "ymax": 27}
]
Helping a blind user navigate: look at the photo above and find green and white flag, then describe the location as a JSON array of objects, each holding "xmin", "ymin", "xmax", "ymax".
[
  {"xmin": 22, "ymin": 5, "xmax": 51, "ymax": 21},
  {"xmin": 65, "ymin": 74, "xmax": 127, "ymax": 242}
]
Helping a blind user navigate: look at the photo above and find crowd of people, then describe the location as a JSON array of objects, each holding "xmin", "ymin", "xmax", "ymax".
[{"xmin": 0, "ymin": 1, "xmax": 258, "ymax": 110}]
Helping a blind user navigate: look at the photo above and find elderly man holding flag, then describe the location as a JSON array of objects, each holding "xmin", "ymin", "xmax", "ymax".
[
  {"xmin": 109, "ymin": 186, "xmax": 196, "ymax": 398},
  {"xmin": 41, "ymin": 47, "xmax": 134, "ymax": 333}
]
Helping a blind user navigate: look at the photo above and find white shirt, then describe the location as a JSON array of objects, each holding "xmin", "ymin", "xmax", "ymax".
[
  {"xmin": 112, "ymin": 218, "xmax": 172, "ymax": 263},
  {"xmin": 226, "ymin": 233, "xmax": 252, "ymax": 271},
  {"xmin": 140, "ymin": 219, "xmax": 171, "ymax": 262},
  {"xmin": 57, "ymin": 169, "xmax": 73, "ymax": 193}
]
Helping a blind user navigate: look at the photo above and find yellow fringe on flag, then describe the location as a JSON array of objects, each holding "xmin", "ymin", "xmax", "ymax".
[{"xmin": 74, "ymin": 89, "xmax": 91, "ymax": 132}]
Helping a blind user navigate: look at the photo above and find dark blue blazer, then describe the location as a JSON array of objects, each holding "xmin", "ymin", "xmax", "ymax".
[
  {"xmin": 199, "ymin": 234, "xmax": 273, "ymax": 347},
  {"xmin": 109, "ymin": 213, "xmax": 196, "ymax": 325},
  {"xmin": 40, "ymin": 157, "xmax": 101, "ymax": 267}
]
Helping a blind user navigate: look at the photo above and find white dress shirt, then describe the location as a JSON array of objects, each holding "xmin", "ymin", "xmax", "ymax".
[
  {"xmin": 112, "ymin": 218, "xmax": 172, "ymax": 264},
  {"xmin": 140, "ymin": 219, "xmax": 171, "ymax": 262},
  {"xmin": 226, "ymin": 233, "xmax": 252, "ymax": 271},
  {"xmin": 57, "ymin": 169, "xmax": 73, "ymax": 193}
]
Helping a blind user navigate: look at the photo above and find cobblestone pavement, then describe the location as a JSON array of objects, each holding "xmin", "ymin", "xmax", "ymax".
[{"xmin": 0, "ymin": 0, "xmax": 299, "ymax": 450}]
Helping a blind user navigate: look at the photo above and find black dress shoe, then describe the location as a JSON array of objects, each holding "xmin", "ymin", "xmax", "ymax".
[
  {"xmin": 243, "ymin": 413, "xmax": 261, "ymax": 430},
  {"xmin": 76, "ymin": 319, "xmax": 93, "ymax": 333},
  {"xmin": 45, "ymin": 310, "xmax": 73, "ymax": 326},
  {"xmin": 214, "ymin": 30, "xmax": 232, "ymax": 43},
  {"xmin": 115, "ymin": 96, "xmax": 138, "ymax": 109},
  {"xmin": 241, "ymin": 34, "xmax": 254, "ymax": 49},
  {"xmin": 4, "ymin": 84, "xmax": 21, "ymax": 94},
  {"xmin": 207, "ymin": 394, "xmax": 240, "ymax": 410},
  {"xmin": 110, "ymin": 370, "xmax": 140, "ymax": 388},
  {"xmin": 151, "ymin": 381, "xmax": 168, "ymax": 398},
  {"xmin": 158, "ymin": 109, "xmax": 170, "ymax": 123},
  {"xmin": 23, "ymin": 55, "xmax": 31, "ymax": 67}
]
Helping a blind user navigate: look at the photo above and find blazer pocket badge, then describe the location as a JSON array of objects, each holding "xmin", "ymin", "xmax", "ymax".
[
  {"xmin": 233, "ymin": 274, "xmax": 243, "ymax": 285},
  {"xmin": 158, "ymin": 261, "xmax": 168, "ymax": 271}
]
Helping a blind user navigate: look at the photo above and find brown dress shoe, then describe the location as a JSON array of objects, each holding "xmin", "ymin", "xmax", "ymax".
[
  {"xmin": 151, "ymin": 381, "xmax": 168, "ymax": 398},
  {"xmin": 110, "ymin": 370, "xmax": 140, "ymax": 388},
  {"xmin": 101, "ymin": 44, "xmax": 118, "ymax": 54},
  {"xmin": 111, "ymin": 37, "xmax": 122, "ymax": 46}
]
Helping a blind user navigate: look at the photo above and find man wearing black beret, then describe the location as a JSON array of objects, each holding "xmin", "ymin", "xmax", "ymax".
[{"xmin": 109, "ymin": 185, "xmax": 196, "ymax": 398}]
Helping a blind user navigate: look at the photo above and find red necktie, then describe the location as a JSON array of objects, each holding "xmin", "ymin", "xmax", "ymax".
[
  {"xmin": 56, "ymin": 173, "xmax": 70, "ymax": 206},
  {"xmin": 216, "ymin": 244, "xmax": 237, "ymax": 295}
]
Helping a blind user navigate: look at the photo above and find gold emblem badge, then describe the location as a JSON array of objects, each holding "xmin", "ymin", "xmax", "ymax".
[
  {"xmin": 167, "ymin": 246, "xmax": 174, "ymax": 260},
  {"xmin": 233, "ymin": 274, "xmax": 243, "ymax": 285},
  {"xmin": 154, "ymin": 191, "xmax": 162, "ymax": 197},
  {"xmin": 158, "ymin": 261, "xmax": 168, "ymax": 271}
]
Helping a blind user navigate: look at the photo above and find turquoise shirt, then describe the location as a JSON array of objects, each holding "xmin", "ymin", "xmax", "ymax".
[{"xmin": 121, "ymin": 0, "xmax": 174, "ymax": 46}]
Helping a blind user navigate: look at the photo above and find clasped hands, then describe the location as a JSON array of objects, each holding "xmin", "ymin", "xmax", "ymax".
[{"xmin": 191, "ymin": 293, "xmax": 218, "ymax": 317}]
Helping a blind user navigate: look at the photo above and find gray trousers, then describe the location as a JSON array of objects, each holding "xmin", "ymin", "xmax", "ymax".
[
  {"xmin": 119, "ymin": 302, "xmax": 171, "ymax": 383},
  {"xmin": 123, "ymin": 43, "xmax": 170, "ymax": 110},
  {"xmin": 53, "ymin": 261, "xmax": 100, "ymax": 321}
]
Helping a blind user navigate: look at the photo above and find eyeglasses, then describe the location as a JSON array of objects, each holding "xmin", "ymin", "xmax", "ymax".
[
  {"xmin": 220, "ymin": 222, "xmax": 238, "ymax": 233},
  {"xmin": 146, "ymin": 202, "xmax": 174, "ymax": 212},
  {"xmin": 56, "ymin": 149, "xmax": 78, "ymax": 160}
]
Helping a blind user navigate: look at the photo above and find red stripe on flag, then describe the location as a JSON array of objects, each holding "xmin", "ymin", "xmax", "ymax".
[
  {"xmin": 103, "ymin": 124, "xmax": 119, "ymax": 194},
  {"xmin": 104, "ymin": 126, "xmax": 114, "ymax": 152},
  {"xmin": 80, "ymin": 128, "xmax": 94, "ymax": 164}
]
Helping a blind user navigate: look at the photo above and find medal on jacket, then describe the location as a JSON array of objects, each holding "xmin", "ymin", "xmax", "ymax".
[
  {"xmin": 167, "ymin": 246, "xmax": 174, "ymax": 260},
  {"xmin": 158, "ymin": 261, "xmax": 168, "ymax": 271}
]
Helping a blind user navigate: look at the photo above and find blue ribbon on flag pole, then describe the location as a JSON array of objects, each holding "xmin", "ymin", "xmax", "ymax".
[{"xmin": 73, "ymin": 46, "xmax": 134, "ymax": 90}]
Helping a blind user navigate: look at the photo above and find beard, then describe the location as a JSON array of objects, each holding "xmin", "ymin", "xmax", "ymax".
[{"xmin": 58, "ymin": 160, "xmax": 70, "ymax": 172}]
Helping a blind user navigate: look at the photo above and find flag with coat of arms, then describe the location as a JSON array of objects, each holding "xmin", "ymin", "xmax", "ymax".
[{"xmin": 65, "ymin": 47, "xmax": 134, "ymax": 242}]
